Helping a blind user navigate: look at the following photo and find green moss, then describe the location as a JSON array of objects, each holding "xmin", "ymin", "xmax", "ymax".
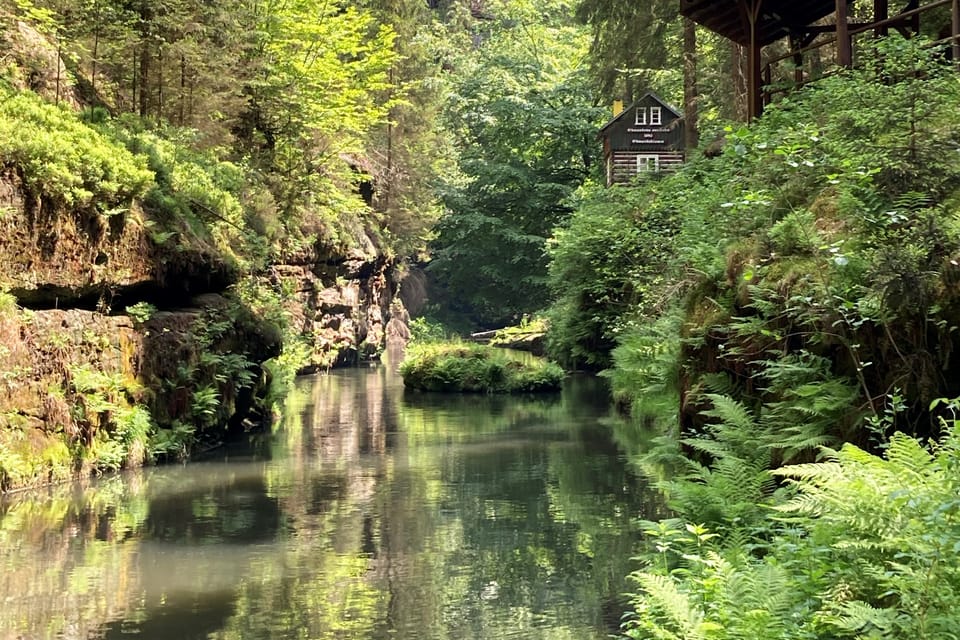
[{"xmin": 399, "ymin": 342, "xmax": 563, "ymax": 393}]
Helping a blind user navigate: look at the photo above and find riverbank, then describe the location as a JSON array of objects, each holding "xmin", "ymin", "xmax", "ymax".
[{"xmin": 0, "ymin": 13, "xmax": 415, "ymax": 492}]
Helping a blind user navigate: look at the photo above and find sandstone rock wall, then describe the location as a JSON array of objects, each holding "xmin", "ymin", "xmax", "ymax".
[
  {"xmin": 274, "ymin": 246, "xmax": 406, "ymax": 371},
  {"xmin": 0, "ymin": 168, "xmax": 405, "ymax": 491}
]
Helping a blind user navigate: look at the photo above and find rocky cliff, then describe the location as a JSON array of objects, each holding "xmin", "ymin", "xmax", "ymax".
[
  {"xmin": 0, "ymin": 15, "xmax": 412, "ymax": 492},
  {"xmin": 0, "ymin": 166, "xmax": 406, "ymax": 491}
]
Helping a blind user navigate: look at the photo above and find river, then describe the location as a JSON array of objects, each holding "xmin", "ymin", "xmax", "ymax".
[{"xmin": 0, "ymin": 357, "xmax": 660, "ymax": 639}]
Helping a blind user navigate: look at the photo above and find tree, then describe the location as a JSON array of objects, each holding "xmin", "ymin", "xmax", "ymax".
[
  {"xmin": 359, "ymin": 0, "xmax": 463, "ymax": 256},
  {"xmin": 229, "ymin": 0, "xmax": 399, "ymax": 242},
  {"xmin": 575, "ymin": 0, "xmax": 680, "ymax": 103},
  {"xmin": 428, "ymin": 3, "xmax": 602, "ymax": 325}
]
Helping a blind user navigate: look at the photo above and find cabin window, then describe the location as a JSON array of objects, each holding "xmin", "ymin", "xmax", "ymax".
[
  {"xmin": 637, "ymin": 154, "xmax": 659, "ymax": 173},
  {"xmin": 635, "ymin": 107, "xmax": 647, "ymax": 125},
  {"xmin": 650, "ymin": 107, "xmax": 662, "ymax": 125}
]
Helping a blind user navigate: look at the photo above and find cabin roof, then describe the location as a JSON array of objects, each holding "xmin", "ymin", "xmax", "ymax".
[
  {"xmin": 680, "ymin": 0, "xmax": 842, "ymax": 46},
  {"xmin": 598, "ymin": 91, "xmax": 683, "ymax": 134}
]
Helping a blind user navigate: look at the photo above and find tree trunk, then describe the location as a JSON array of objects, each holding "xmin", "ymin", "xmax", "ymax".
[
  {"xmin": 682, "ymin": 17, "xmax": 700, "ymax": 149},
  {"xmin": 179, "ymin": 54, "xmax": 186, "ymax": 125},
  {"xmin": 55, "ymin": 36, "xmax": 62, "ymax": 105},
  {"xmin": 132, "ymin": 49, "xmax": 138, "ymax": 114},
  {"xmin": 157, "ymin": 45, "xmax": 164, "ymax": 120},
  {"xmin": 139, "ymin": 48, "xmax": 150, "ymax": 117},
  {"xmin": 91, "ymin": 0, "xmax": 101, "ymax": 94},
  {"xmin": 731, "ymin": 40, "xmax": 748, "ymax": 122},
  {"xmin": 138, "ymin": 1, "xmax": 152, "ymax": 118}
]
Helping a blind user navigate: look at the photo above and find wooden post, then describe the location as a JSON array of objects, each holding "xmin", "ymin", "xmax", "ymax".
[
  {"xmin": 790, "ymin": 35, "xmax": 804, "ymax": 85},
  {"xmin": 874, "ymin": 0, "xmax": 888, "ymax": 37},
  {"xmin": 836, "ymin": 0, "xmax": 852, "ymax": 67},
  {"xmin": 746, "ymin": 0, "xmax": 763, "ymax": 120}
]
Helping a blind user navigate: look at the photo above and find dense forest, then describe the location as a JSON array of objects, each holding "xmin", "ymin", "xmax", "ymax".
[{"xmin": 4, "ymin": 0, "xmax": 960, "ymax": 635}]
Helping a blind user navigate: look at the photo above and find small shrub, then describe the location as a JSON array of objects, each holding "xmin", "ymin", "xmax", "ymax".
[
  {"xmin": 767, "ymin": 209, "xmax": 821, "ymax": 255},
  {"xmin": 623, "ymin": 424, "xmax": 960, "ymax": 640},
  {"xmin": 408, "ymin": 317, "xmax": 449, "ymax": 344},
  {"xmin": 125, "ymin": 302, "xmax": 157, "ymax": 324},
  {"xmin": 400, "ymin": 341, "xmax": 563, "ymax": 393}
]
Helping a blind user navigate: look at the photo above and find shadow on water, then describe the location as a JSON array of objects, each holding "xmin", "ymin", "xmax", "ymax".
[{"xmin": 0, "ymin": 362, "xmax": 664, "ymax": 640}]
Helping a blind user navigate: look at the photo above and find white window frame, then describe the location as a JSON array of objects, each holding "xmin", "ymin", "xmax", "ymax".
[
  {"xmin": 634, "ymin": 107, "xmax": 647, "ymax": 125},
  {"xmin": 637, "ymin": 154, "xmax": 659, "ymax": 173},
  {"xmin": 650, "ymin": 106, "xmax": 662, "ymax": 125}
]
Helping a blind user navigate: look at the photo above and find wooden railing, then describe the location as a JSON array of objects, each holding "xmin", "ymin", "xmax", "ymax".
[{"xmin": 761, "ymin": 0, "xmax": 960, "ymax": 105}]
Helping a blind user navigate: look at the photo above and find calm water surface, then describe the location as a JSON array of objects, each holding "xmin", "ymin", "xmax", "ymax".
[{"xmin": 0, "ymin": 358, "xmax": 660, "ymax": 639}]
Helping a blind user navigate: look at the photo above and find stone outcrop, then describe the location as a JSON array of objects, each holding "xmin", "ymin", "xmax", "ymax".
[
  {"xmin": 0, "ymin": 170, "xmax": 155, "ymax": 305},
  {"xmin": 0, "ymin": 165, "xmax": 407, "ymax": 492},
  {"xmin": 274, "ymin": 244, "xmax": 407, "ymax": 371},
  {"xmin": 0, "ymin": 296, "xmax": 281, "ymax": 489},
  {"xmin": 2, "ymin": 17, "xmax": 82, "ymax": 108}
]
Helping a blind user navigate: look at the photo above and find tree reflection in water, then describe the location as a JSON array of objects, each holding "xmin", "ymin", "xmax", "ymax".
[{"xmin": 0, "ymin": 361, "xmax": 663, "ymax": 639}]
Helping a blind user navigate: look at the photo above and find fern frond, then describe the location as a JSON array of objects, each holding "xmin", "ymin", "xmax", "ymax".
[
  {"xmin": 884, "ymin": 432, "xmax": 935, "ymax": 479},
  {"xmin": 681, "ymin": 436, "xmax": 735, "ymax": 461},
  {"xmin": 702, "ymin": 393, "xmax": 759, "ymax": 432},
  {"xmin": 774, "ymin": 489, "xmax": 828, "ymax": 516},
  {"xmin": 773, "ymin": 460, "xmax": 844, "ymax": 483},
  {"xmin": 634, "ymin": 572, "xmax": 706, "ymax": 639},
  {"xmin": 822, "ymin": 599, "xmax": 897, "ymax": 634}
]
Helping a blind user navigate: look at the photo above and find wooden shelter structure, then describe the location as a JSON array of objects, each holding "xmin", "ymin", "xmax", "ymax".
[
  {"xmin": 599, "ymin": 92, "xmax": 685, "ymax": 185},
  {"xmin": 681, "ymin": 0, "xmax": 960, "ymax": 119}
]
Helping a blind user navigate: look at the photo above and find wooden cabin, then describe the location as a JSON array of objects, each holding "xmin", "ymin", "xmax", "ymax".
[{"xmin": 599, "ymin": 92, "xmax": 685, "ymax": 186}]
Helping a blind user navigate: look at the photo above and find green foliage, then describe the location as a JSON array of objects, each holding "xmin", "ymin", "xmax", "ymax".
[
  {"xmin": 10, "ymin": 0, "xmax": 57, "ymax": 30},
  {"xmin": 546, "ymin": 182, "xmax": 678, "ymax": 369},
  {"xmin": 232, "ymin": 275, "xmax": 310, "ymax": 403},
  {"xmin": 238, "ymin": 0, "xmax": 404, "ymax": 254},
  {"xmin": 625, "ymin": 424, "xmax": 960, "ymax": 640},
  {"xmin": 603, "ymin": 309, "xmax": 681, "ymax": 424},
  {"xmin": 247, "ymin": 1, "xmax": 397, "ymax": 153},
  {"xmin": 552, "ymin": 36, "xmax": 960, "ymax": 442},
  {"xmin": 190, "ymin": 385, "xmax": 220, "ymax": 429},
  {"xmin": 429, "ymin": 8, "xmax": 602, "ymax": 325},
  {"xmin": 400, "ymin": 341, "xmax": 563, "ymax": 393},
  {"xmin": 66, "ymin": 364, "xmax": 154, "ymax": 471},
  {"xmin": 0, "ymin": 421, "xmax": 72, "ymax": 490},
  {"xmin": 362, "ymin": 0, "xmax": 456, "ymax": 257},
  {"xmin": 0, "ymin": 88, "xmax": 153, "ymax": 209},
  {"xmin": 767, "ymin": 209, "xmax": 821, "ymax": 255},
  {"xmin": 149, "ymin": 420, "xmax": 196, "ymax": 460},
  {"xmin": 107, "ymin": 123, "xmax": 258, "ymax": 264},
  {"xmin": 124, "ymin": 302, "xmax": 156, "ymax": 324},
  {"xmin": 0, "ymin": 289, "xmax": 16, "ymax": 315},
  {"xmin": 490, "ymin": 315, "xmax": 547, "ymax": 350},
  {"xmin": 408, "ymin": 317, "xmax": 450, "ymax": 344}
]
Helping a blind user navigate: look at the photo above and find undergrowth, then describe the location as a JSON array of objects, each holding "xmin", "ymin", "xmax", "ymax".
[
  {"xmin": 605, "ymin": 36, "xmax": 960, "ymax": 639},
  {"xmin": 0, "ymin": 87, "xmax": 152, "ymax": 209},
  {"xmin": 624, "ymin": 420, "xmax": 960, "ymax": 640},
  {"xmin": 399, "ymin": 341, "xmax": 563, "ymax": 393}
]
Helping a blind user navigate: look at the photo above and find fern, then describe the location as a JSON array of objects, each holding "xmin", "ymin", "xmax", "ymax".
[
  {"xmin": 629, "ymin": 572, "xmax": 707, "ymax": 640},
  {"xmin": 819, "ymin": 600, "xmax": 898, "ymax": 635},
  {"xmin": 700, "ymin": 393, "xmax": 758, "ymax": 433}
]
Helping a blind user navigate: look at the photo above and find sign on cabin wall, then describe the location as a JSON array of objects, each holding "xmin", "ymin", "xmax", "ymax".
[{"xmin": 599, "ymin": 92, "xmax": 685, "ymax": 185}]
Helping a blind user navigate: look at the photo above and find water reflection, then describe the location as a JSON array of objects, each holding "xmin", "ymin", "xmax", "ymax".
[{"xmin": 0, "ymin": 364, "xmax": 662, "ymax": 640}]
